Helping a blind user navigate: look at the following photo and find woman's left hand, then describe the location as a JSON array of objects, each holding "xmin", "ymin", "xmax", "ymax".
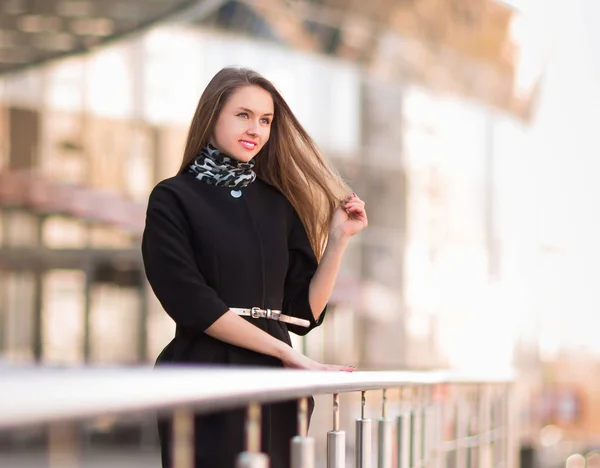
[{"xmin": 330, "ymin": 193, "xmax": 368, "ymax": 240}]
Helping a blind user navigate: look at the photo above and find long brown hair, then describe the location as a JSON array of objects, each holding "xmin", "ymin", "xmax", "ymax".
[{"xmin": 178, "ymin": 67, "xmax": 350, "ymax": 259}]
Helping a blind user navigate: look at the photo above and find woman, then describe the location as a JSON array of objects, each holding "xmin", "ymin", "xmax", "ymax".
[{"xmin": 142, "ymin": 67, "xmax": 368, "ymax": 468}]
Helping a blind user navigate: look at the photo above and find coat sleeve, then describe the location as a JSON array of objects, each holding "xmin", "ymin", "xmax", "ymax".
[
  {"xmin": 141, "ymin": 184, "xmax": 229, "ymax": 333},
  {"xmin": 282, "ymin": 209, "xmax": 327, "ymax": 336}
]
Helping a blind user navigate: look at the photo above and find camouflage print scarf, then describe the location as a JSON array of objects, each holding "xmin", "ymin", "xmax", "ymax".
[{"xmin": 188, "ymin": 143, "xmax": 256, "ymax": 188}]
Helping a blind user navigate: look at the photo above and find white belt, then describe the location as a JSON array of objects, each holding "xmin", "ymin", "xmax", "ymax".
[{"xmin": 231, "ymin": 307, "xmax": 310, "ymax": 328}]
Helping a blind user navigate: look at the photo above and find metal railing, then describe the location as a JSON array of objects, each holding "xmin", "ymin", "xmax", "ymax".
[{"xmin": 0, "ymin": 366, "xmax": 516, "ymax": 468}]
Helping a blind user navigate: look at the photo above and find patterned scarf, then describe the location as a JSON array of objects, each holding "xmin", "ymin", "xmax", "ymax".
[{"xmin": 188, "ymin": 143, "xmax": 257, "ymax": 188}]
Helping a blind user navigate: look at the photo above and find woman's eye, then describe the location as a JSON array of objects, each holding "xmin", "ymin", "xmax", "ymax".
[
  {"xmin": 237, "ymin": 112, "xmax": 248, "ymax": 119},
  {"xmin": 260, "ymin": 118, "xmax": 270, "ymax": 125}
]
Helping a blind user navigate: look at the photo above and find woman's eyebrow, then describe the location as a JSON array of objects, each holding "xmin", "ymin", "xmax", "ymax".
[{"xmin": 237, "ymin": 106, "xmax": 273, "ymax": 116}]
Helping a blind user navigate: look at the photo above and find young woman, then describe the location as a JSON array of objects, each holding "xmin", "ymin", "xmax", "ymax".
[{"xmin": 142, "ymin": 67, "xmax": 368, "ymax": 468}]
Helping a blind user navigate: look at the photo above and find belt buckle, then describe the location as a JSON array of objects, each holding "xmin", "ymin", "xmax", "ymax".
[{"xmin": 251, "ymin": 307, "xmax": 261, "ymax": 319}]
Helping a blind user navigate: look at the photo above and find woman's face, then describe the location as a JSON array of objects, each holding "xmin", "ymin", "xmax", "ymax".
[{"xmin": 211, "ymin": 85, "xmax": 274, "ymax": 162}]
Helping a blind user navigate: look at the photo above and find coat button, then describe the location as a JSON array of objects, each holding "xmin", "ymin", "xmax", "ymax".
[{"xmin": 230, "ymin": 189, "xmax": 242, "ymax": 198}]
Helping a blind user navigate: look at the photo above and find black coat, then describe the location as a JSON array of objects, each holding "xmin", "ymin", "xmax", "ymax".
[{"xmin": 141, "ymin": 172, "xmax": 326, "ymax": 468}]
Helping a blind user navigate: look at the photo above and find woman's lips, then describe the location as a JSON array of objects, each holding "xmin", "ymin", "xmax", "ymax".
[{"xmin": 239, "ymin": 140, "xmax": 257, "ymax": 150}]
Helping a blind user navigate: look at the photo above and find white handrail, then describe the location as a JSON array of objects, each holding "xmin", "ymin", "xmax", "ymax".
[{"xmin": 0, "ymin": 366, "xmax": 514, "ymax": 429}]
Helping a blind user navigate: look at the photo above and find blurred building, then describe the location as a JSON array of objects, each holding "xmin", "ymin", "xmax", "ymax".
[
  {"xmin": 9, "ymin": 0, "xmax": 600, "ymax": 464},
  {"xmin": 3, "ymin": 0, "xmax": 574, "ymax": 463},
  {"xmin": 0, "ymin": 0, "xmax": 535, "ymax": 371}
]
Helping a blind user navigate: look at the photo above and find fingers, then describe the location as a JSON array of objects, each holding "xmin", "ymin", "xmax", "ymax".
[
  {"xmin": 342, "ymin": 193, "xmax": 363, "ymax": 203},
  {"xmin": 343, "ymin": 193, "xmax": 364, "ymax": 204},
  {"xmin": 286, "ymin": 359, "xmax": 355, "ymax": 372},
  {"xmin": 345, "ymin": 202, "xmax": 365, "ymax": 213},
  {"xmin": 343, "ymin": 193, "xmax": 366, "ymax": 217},
  {"xmin": 324, "ymin": 364, "xmax": 356, "ymax": 372},
  {"xmin": 344, "ymin": 203, "xmax": 368, "ymax": 223},
  {"xmin": 345, "ymin": 200, "xmax": 364, "ymax": 208}
]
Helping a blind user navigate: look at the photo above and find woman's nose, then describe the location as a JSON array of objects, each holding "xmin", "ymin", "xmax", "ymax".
[{"xmin": 246, "ymin": 122, "xmax": 259, "ymax": 136}]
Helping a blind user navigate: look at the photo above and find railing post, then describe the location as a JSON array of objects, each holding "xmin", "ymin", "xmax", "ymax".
[
  {"xmin": 422, "ymin": 386, "xmax": 437, "ymax": 468},
  {"xmin": 291, "ymin": 397, "xmax": 316, "ymax": 468},
  {"xmin": 491, "ymin": 388, "xmax": 499, "ymax": 467},
  {"xmin": 478, "ymin": 385, "xmax": 492, "ymax": 468},
  {"xmin": 236, "ymin": 402, "xmax": 269, "ymax": 468},
  {"xmin": 505, "ymin": 383, "xmax": 518, "ymax": 468},
  {"xmin": 419, "ymin": 387, "xmax": 428, "ymax": 466},
  {"xmin": 356, "ymin": 390, "xmax": 372, "ymax": 468},
  {"xmin": 396, "ymin": 387, "xmax": 411, "ymax": 468},
  {"xmin": 328, "ymin": 393, "xmax": 346, "ymax": 468},
  {"xmin": 48, "ymin": 421, "xmax": 80, "ymax": 468},
  {"xmin": 466, "ymin": 389, "xmax": 475, "ymax": 468},
  {"xmin": 172, "ymin": 408, "xmax": 194, "ymax": 468},
  {"xmin": 410, "ymin": 387, "xmax": 424, "ymax": 468},
  {"xmin": 378, "ymin": 389, "xmax": 393, "ymax": 468},
  {"xmin": 431, "ymin": 385, "xmax": 444, "ymax": 468},
  {"xmin": 455, "ymin": 393, "xmax": 467, "ymax": 468},
  {"xmin": 492, "ymin": 384, "xmax": 510, "ymax": 467}
]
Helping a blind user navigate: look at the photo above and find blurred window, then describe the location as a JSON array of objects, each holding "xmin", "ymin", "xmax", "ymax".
[
  {"xmin": 88, "ymin": 225, "xmax": 133, "ymax": 249},
  {"xmin": 146, "ymin": 285, "xmax": 174, "ymax": 362},
  {"xmin": 124, "ymin": 127, "xmax": 154, "ymax": 202},
  {"xmin": 0, "ymin": 270, "xmax": 35, "ymax": 363},
  {"xmin": 89, "ymin": 282, "xmax": 140, "ymax": 364},
  {"xmin": 42, "ymin": 216, "xmax": 88, "ymax": 249},
  {"xmin": 42, "ymin": 111, "xmax": 86, "ymax": 184},
  {"xmin": 47, "ymin": 59, "xmax": 85, "ymax": 113},
  {"xmin": 41, "ymin": 269, "xmax": 85, "ymax": 365},
  {"xmin": 9, "ymin": 107, "xmax": 39, "ymax": 170},
  {"xmin": 5, "ymin": 210, "xmax": 39, "ymax": 248}
]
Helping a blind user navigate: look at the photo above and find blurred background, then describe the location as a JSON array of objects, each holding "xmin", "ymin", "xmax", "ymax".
[{"xmin": 0, "ymin": 0, "xmax": 599, "ymax": 466}]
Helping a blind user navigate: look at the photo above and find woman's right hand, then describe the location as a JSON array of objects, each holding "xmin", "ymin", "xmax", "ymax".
[{"xmin": 280, "ymin": 347, "xmax": 355, "ymax": 372}]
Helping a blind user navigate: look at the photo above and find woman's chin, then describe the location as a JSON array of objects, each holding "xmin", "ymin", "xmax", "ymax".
[{"xmin": 231, "ymin": 152, "xmax": 256, "ymax": 163}]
